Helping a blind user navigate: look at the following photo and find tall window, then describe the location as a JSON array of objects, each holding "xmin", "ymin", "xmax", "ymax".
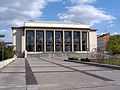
[
  {"xmin": 26, "ymin": 30, "xmax": 34, "ymax": 52},
  {"xmin": 82, "ymin": 32, "xmax": 87, "ymax": 51},
  {"xmin": 36, "ymin": 31, "xmax": 44, "ymax": 52},
  {"xmin": 55, "ymin": 31, "xmax": 63, "ymax": 51},
  {"xmin": 46, "ymin": 31, "xmax": 54, "ymax": 51},
  {"xmin": 65, "ymin": 31, "xmax": 72, "ymax": 51},
  {"xmin": 74, "ymin": 32, "xmax": 80, "ymax": 51}
]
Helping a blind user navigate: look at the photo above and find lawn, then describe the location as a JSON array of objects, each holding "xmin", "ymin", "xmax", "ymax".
[{"xmin": 90, "ymin": 58, "xmax": 120, "ymax": 66}]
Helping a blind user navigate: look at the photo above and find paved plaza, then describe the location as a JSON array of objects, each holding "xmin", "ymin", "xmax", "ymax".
[{"xmin": 0, "ymin": 57, "xmax": 120, "ymax": 90}]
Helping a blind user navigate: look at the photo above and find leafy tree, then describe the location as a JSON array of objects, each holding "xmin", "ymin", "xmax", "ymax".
[
  {"xmin": 106, "ymin": 35, "xmax": 120, "ymax": 55},
  {"xmin": 0, "ymin": 46, "xmax": 14, "ymax": 61}
]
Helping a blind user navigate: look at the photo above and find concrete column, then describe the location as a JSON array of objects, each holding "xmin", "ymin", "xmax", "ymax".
[
  {"xmin": 88, "ymin": 31, "xmax": 90, "ymax": 51},
  {"xmin": 13, "ymin": 29, "xmax": 16, "ymax": 51},
  {"xmin": 54, "ymin": 30, "xmax": 55, "ymax": 52},
  {"xmin": 63, "ymin": 30, "xmax": 65, "ymax": 52},
  {"xmin": 72, "ymin": 30, "xmax": 74, "ymax": 52},
  {"xmin": 44, "ymin": 30, "xmax": 46, "ymax": 52},
  {"xmin": 34, "ymin": 30, "xmax": 36, "ymax": 52},
  {"xmin": 80, "ymin": 31, "xmax": 82, "ymax": 51},
  {"xmin": 87, "ymin": 31, "xmax": 89, "ymax": 51},
  {"xmin": 23, "ymin": 29, "xmax": 26, "ymax": 52}
]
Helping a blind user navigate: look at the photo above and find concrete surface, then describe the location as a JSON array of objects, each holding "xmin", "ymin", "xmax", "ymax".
[
  {"xmin": 0, "ymin": 58, "xmax": 15, "ymax": 69},
  {"xmin": 0, "ymin": 57, "xmax": 120, "ymax": 90}
]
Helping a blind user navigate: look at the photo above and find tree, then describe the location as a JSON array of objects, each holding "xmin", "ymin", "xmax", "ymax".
[{"xmin": 106, "ymin": 35, "xmax": 120, "ymax": 55}]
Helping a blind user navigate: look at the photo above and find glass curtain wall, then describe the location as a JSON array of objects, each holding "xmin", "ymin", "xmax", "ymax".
[
  {"xmin": 65, "ymin": 31, "xmax": 72, "ymax": 51},
  {"xmin": 82, "ymin": 32, "xmax": 87, "ymax": 51},
  {"xmin": 26, "ymin": 30, "xmax": 34, "ymax": 52},
  {"xmin": 74, "ymin": 32, "xmax": 80, "ymax": 51},
  {"xmin": 36, "ymin": 31, "xmax": 44, "ymax": 52},
  {"xmin": 46, "ymin": 31, "xmax": 54, "ymax": 51},
  {"xmin": 55, "ymin": 31, "xmax": 63, "ymax": 51}
]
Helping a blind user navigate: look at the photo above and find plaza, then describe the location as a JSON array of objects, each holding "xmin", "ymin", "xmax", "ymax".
[{"xmin": 0, "ymin": 57, "xmax": 120, "ymax": 90}]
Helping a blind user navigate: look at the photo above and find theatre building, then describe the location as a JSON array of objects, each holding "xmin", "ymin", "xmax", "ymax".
[{"xmin": 12, "ymin": 21, "xmax": 97, "ymax": 57}]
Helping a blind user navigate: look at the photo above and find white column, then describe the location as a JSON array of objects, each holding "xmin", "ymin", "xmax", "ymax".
[
  {"xmin": 80, "ymin": 31, "xmax": 82, "ymax": 51},
  {"xmin": 72, "ymin": 30, "xmax": 74, "ymax": 52},
  {"xmin": 44, "ymin": 30, "xmax": 46, "ymax": 52},
  {"xmin": 34, "ymin": 30, "xmax": 36, "ymax": 52},
  {"xmin": 88, "ymin": 31, "xmax": 90, "ymax": 51},
  {"xmin": 63, "ymin": 30, "xmax": 65, "ymax": 52},
  {"xmin": 54, "ymin": 30, "xmax": 55, "ymax": 52},
  {"xmin": 23, "ymin": 29, "xmax": 26, "ymax": 52},
  {"xmin": 13, "ymin": 29, "xmax": 16, "ymax": 51},
  {"xmin": 87, "ymin": 31, "xmax": 89, "ymax": 50}
]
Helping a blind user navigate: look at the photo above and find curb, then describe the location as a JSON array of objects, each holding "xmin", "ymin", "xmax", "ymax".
[
  {"xmin": 0, "ymin": 58, "xmax": 15, "ymax": 69},
  {"xmin": 64, "ymin": 60, "xmax": 120, "ymax": 70}
]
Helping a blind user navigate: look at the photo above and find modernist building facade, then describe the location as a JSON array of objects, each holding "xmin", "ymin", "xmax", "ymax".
[{"xmin": 12, "ymin": 21, "xmax": 97, "ymax": 57}]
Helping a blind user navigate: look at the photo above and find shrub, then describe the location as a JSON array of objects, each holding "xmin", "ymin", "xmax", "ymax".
[
  {"xmin": 81, "ymin": 58, "xmax": 90, "ymax": 62},
  {"xmin": 72, "ymin": 57, "xmax": 79, "ymax": 60},
  {"xmin": 68, "ymin": 57, "xmax": 79, "ymax": 60},
  {"xmin": 86, "ymin": 58, "xmax": 90, "ymax": 62},
  {"xmin": 81, "ymin": 58, "xmax": 86, "ymax": 61}
]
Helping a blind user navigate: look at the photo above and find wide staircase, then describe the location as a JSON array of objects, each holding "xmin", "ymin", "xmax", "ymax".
[{"xmin": 27, "ymin": 52, "xmax": 90, "ymax": 60}]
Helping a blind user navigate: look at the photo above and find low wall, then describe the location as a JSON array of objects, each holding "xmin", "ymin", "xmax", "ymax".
[{"xmin": 0, "ymin": 58, "xmax": 15, "ymax": 69}]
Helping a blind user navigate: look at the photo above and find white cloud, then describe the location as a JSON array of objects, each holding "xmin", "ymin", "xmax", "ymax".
[
  {"xmin": 0, "ymin": 29, "xmax": 12, "ymax": 42},
  {"xmin": 47, "ymin": 0, "xmax": 62, "ymax": 2},
  {"xmin": 0, "ymin": 0, "xmax": 60, "ymax": 27},
  {"xmin": 112, "ymin": 32, "xmax": 120, "ymax": 35},
  {"xmin": 71, "ymin": 0, "xmax": 96, "ymax": 4},
  {"xmin": 0, "ymin": 0, "xmax": 61, "ymax": 42},
  {"xmin": 58, "ymin": 0, "xmax": 116, "ymax": 26}
]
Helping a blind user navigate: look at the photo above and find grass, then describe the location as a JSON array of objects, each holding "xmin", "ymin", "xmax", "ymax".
[{"xmin": 90, "ymin": 58, "xmax": 120, "ymax": 66}]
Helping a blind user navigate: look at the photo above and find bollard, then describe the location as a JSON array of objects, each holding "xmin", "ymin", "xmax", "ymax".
[{"xmin": 24, "ymin": 50, "xmax": 27, "ymax": 59}]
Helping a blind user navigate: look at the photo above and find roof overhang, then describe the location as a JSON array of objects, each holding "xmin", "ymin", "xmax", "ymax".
[
  {"xmin": 24, "ymin": 21, "xmax": 90, "ymax": 29},
  {"xmin": 11, "ymin": 26, "xmax": 97, "ymax": 31}
]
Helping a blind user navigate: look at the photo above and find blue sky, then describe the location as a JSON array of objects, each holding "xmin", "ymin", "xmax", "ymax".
[{"xmin": 0, "ymin": 0, "xmax": 120, "ymax": 42}]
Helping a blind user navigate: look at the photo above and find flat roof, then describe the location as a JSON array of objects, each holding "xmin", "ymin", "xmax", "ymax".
[
  {"xmin": 12, "ymin": 21, "xmax": 97, "ymax": 31},
  {"xmin": 11, "ymin": 26, "xmax": 97, "ymax": 31},
  {"xmin": 24, "ymin": 21, "xmax": 90, "ymax": 29}
]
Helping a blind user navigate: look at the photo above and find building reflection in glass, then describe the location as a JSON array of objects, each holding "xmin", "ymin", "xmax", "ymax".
[
  {"xmin": 74, "ymin": 32, "xmax": 80, "ymax": 51},
  {"xmin": 36, "ymin": 31, "xmax": 44, "ymax": 51},
  {"xmin": 82, "ymin": 32, "xmax": 87, "ymax": 51},
  {"xmin": 46, "ymin": 31, "xmax": 54, "ymax": 51},
  {"xmin": 26, "ymin": 30, "xmax": 34, "ymax": 52},
  {"xmin": 65, "ymin": 31, "xmax": 72, "ymax": 51},
  {"xmin": 55, "ymin": 31, "xmax": 63, "ymax": 51}
]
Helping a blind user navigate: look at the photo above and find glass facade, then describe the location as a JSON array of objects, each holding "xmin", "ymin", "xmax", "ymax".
[
  {"xmin": 65, "ymin": 31, "xmax": 72, "ymax": 51},
  {"xmin": 36, "ymin": 31, "xmax": 44, "ymax": 51},
  {"xmin": 26, "ymin": 30, "xmax": 88, "ymax": 52},
  {"xmin": 26, "ymin": 30, "xmax": 34, "ymax": 52},
  {"xmin": 55, "ymin": 31, "xmax": 63, "ymax": 51},
  {"xmin": 46, "ymin": 31, "xmax": 54, "ymax": 51},
  {"xmin": 82, "ymin": 32, "xmax": 87, "ymax": 51},
  {"xmin": 74, "ymin": 32, "xmax": 80, "ymax": 51}
]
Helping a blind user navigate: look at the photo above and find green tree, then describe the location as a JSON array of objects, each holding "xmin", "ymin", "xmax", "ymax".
[
  {"xmin": 106, "ymin": 35, "xmax": 120, "ymax": 55},
  {"xmin": 0, "ymin": 46, "xmax": 14, "ymax": 61}
]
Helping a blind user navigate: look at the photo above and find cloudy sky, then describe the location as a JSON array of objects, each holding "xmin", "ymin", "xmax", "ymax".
[{"xmin": 0, "ymin": 0, "xmax": 120, "ymax": 42}]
